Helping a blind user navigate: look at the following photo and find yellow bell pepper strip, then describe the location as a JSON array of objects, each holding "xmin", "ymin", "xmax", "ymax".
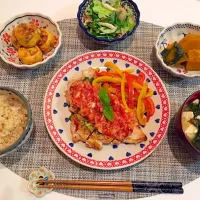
[
  {"xmin": 136, "ymin": 82, "xmax": 148, "ymax": 126},
  {"xmin": 132, "ymin": 82, "xmax": 153, "ymax": 97},
  {"xmin": 133, "ymin": 82, "xmax": 142, "ymax": 89},
  {"xmin": 92, "ymin": 76, "xmax": 122, "ymax": 87},
  {"xmin": 104, "ymin": 62, "xmax": 123, "ymax": 76},
  {"xmin": 95, "ymin": 71, "xmax": 121, "ymax": 77},
  {"xmin": 145, "ymin": 88, "xmax": 153, "ymax": 97},
  {"xmin": 121, "ymin": 68, "xmax": 134, "ymax": 73},
  {"xmin": 121, "ymin": 73, "xmax": 132, "ymax": 112}
]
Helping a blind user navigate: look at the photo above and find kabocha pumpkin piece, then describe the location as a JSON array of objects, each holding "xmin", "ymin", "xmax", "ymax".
[
  {"xmin": 179, "ymin": 34, "xmax": 200, "ymax": 53},
  {"xmin": 11, "ymin": 30, "xmax": 21, "ymax": 50},
  {"xmin": 18, "ymin": 46, "xmax": 43, "ymax": 65},
  {"xmin": 38, "ymin": 28, "xmax": 55, "ymax": 53},
  {"xmin": 186, "ymin": 49, "xmax": 200, "ymax": 71},
  {"xmin": 161, "ymin": 42, "xmax": 188, "ymax": 66},
  {"xmin": 14, "ymin": 23, "xmax": 41, "ymax": 48}
]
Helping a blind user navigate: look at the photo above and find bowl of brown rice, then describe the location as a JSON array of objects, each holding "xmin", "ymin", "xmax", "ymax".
[{"xmin": 0, "ymin": 87, "xmax": 33, "ymax": 157}]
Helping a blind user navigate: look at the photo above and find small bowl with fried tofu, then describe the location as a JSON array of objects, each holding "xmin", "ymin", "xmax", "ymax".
[
  {"xmin": 156, "ymin": 22, "xmax": 200, "ymax": 78},
  {"xmin": 0, "ymin": 13, "xmax": 62, "ymax": 69}
]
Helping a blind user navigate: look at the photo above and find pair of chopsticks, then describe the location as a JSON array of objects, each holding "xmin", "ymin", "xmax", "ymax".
[{"xmin": 37, "ymin": 180, "xmax": 184, "ymax": 194}]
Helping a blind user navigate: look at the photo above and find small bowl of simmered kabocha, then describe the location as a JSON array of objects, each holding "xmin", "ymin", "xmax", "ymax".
[
  {"xmin": 0, "ymin": 13, "xmax": 62, "ymax": 69},
  {"xmin": 156, "ymin": 22, "xmax": 200, "ymax": 78}
]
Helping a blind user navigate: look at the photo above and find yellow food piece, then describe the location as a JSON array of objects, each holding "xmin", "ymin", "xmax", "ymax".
[
  {"xmin": 186, "ymin": 49, "xmax": 200, "ymax": 71},
  {"xmin": 179, "ymin": 34, "xmax": 200, "ymax": 53},
  {"xmin": 136, "ymin": 82, "xmax": 148, "ymax": 126},
  {"xmin": 104, "ymin": 62, "xmax": 123, "ymax": 76},
  {"xmin": 38, "ymin": 28, "xmax": 55, "ymax": 53},
  {"xmin": 92, "ymin": 76, "xmax": 122, "ymax": 87},
  {"xmin": 11, "ymin": 30, "xmax": 21, "ymax": 50},
  {"xmin": 14, "ymin": 23, "xmax": 41, "ymax": 47},
  {"xmin": 18, "ymin": 46, "xmax": 43, "ymax": 65},
  {"xmin": 121, "ymin": 73, "xmax": 132, "ymax": 112},
  {"xmin": 121, "ymin": 68, "xmax": 134, "ymax": 73}
]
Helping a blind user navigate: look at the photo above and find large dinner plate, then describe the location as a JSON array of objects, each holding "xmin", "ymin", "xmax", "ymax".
[{"xmin": 43, "ymin": 50, "xmax": 170, "ymax": 170}]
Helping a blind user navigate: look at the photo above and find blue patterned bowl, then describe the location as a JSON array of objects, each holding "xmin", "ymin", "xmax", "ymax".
[
  {"xmin": 77, "ymin": 0, "xmax": 140, "ymax": 45},
  {"xmin": 156, "ymin": 22, "xmax": 200, "ymax": 78}
]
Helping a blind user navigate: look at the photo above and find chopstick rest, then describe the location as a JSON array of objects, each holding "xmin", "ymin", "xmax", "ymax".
[{"xmin": 28, "ymin": 167, "xmax": 55, "ymax": 198}]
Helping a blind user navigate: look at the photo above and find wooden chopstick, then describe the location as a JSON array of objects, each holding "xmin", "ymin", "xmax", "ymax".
[
  {"xmin": 37, "ymin": 180, "xmax": 131, "ymax": 186},
  {"xmin": 37, "ymin": 180, "xmax": 182, "ymax": 188},
  {"xmin": 36, "ymin": 180, "xmax": 183, "ymax": 194},
  {"xmin": 37, "ymin": 184, "xmax": 184, "ymax": 194}
]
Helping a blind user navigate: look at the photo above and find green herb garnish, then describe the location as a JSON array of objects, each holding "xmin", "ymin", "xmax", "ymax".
[
  {"xmin": 83, "ymin": 77, "xmax": 94, "ymax": 84},
  {"xmin": 99, "ymin": 88, "xmax": 114, "ymax": 121}
]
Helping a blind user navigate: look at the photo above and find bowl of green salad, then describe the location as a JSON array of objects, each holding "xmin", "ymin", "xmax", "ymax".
[{"xmin": 77, "ymin": 0, "xmax": 140, "ymax": 44}]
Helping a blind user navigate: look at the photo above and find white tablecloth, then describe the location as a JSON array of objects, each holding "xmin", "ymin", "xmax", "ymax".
[{"xmin": 1, "ymin": 0, "xmax": 200, "ymax": 199}]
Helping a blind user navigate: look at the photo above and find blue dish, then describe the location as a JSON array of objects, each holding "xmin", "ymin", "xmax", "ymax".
[{"xmin": 77, "ymin": 0, "xmax": 140, "ymax": 45}]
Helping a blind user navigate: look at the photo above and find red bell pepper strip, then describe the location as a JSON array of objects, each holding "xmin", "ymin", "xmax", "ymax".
[
  {"xmin": 143, "ymin": 97, "xmax": 155, "ymax": 121},
  {"xmin": 125, "ymin": 73, "xmax": 135, "ymax": 109},
  {"xmin": 125, "ymin": 72, "xmax": 144, "ymax": 85},
  {"xmin": 138, "ymin": 72, "xmax": 145, "ymax": 83}
]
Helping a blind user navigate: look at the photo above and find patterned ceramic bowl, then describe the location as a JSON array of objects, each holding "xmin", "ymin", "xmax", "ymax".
[
  {"xmin": 0, "ymin": 13, "xmax": 62, "ymax": 69},
  {"xmin": 156, "ymin": 22, "xmax": 200, "ymax": 78},
  {"xmin": 77, "ymin": 0, "xmax": 140, "ymax": 45},
  {"xmin": 0, "ymin": 87, "xmax": 33, "ymax": 157}
]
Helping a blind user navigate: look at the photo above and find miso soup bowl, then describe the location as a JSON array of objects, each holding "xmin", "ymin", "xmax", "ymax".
[{"xmin": 175, "ymin": 90, "xmax": 200, "ymax": 159}]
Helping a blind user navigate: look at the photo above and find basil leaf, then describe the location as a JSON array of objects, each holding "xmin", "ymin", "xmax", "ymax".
[
  {"xmin": 99, "ymin": 88, "xmax": 110, "ymax": 106},
  {"xmin": 103, "ymin": 105, "xmax": 114, "ymax": 121},
  {"xmin": 83, "ymin": 77, "xmax": 94, "ymax": 84}
]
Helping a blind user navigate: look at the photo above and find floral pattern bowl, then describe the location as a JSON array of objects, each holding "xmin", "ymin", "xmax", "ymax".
[
  {"xmin": 0, "ymin": 13, "xmax": 62, "ymax": 69},
  {"xmin": 155, "ymin": 22, "xmax": 200, "ymax": 78}
]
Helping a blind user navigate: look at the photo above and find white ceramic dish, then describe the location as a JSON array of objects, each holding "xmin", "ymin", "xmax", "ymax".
[
  {"xmin": 0, "ymin": 12, "xmax": 62, "ymax": 69},
  {"xmin": 156, "ymin": 22, "xmax": 200, "ymax": 78},
  {"xmin": 43, "ymin": 50, "xmax": 170, "ymax": 170}
]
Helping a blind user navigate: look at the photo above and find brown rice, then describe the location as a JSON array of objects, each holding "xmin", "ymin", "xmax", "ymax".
[{"xmin": 0, "ymin": 93, "xmax": 28, "ymax": 151}]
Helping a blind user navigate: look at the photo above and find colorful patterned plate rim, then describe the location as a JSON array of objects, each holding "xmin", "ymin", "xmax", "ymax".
[{"xmin": 43, "ymin": 50, "xmax": 170, "ymax": 170}]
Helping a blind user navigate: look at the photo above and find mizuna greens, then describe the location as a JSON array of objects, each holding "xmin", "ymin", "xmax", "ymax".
[{"xmin": 82, "ymin": 0, "xmax": 136, "ymax": 40}]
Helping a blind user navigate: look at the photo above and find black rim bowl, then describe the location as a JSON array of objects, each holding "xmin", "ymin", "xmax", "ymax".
[
  {"xmin": 77, "ymin": 0, "xmax": 140, "ymax": 43},
  {"xmin": 175, "ymin": 90, "xmax": 200, "ymax": 159},
  {"xmin": 0, "ymin": 87, "xmax": 33, "ymax": 156}
]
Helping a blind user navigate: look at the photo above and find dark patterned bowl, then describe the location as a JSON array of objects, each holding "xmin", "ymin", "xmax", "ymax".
[
  {"xmin": 77, "ymin": 0, "xmax": 140, "ymax": 45},
  {"xmin": 175, "ymin": 90, "xmax": 200, "ymax": 159},
  {"xmin": 0, "ymin": 87, "xmax": 33, "ymax": 157}
]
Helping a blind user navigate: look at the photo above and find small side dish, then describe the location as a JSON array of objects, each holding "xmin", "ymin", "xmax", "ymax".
[
  {"xmin": 82, "ymin": 0, "xmax": 136, "ymax": 40},
  {"xmin": 182, "ymin": 99, "xmax": 200, "ymax": 150},
  {"xmin": 161, "ymin": 33, "xmax": 200, "ymax": 71},
  {"xmin": 0, "ymin": 92, "xmax": 28, "ymax": 152},
  {"xmin": 11, "ymin": 23, "xmax": 55, "ymax": 65},
  {"xmin": 0, "ymin": 13, "xmax": 61, "ymax": 69},
  {"xmin": 65, "ymin": 62, "xmax": 155, "ymax": 150}
]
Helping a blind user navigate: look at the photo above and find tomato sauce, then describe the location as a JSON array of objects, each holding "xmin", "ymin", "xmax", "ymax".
[{"xmin": 69, "ymin": 81, "xmax": 137, "ymax": 141}]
